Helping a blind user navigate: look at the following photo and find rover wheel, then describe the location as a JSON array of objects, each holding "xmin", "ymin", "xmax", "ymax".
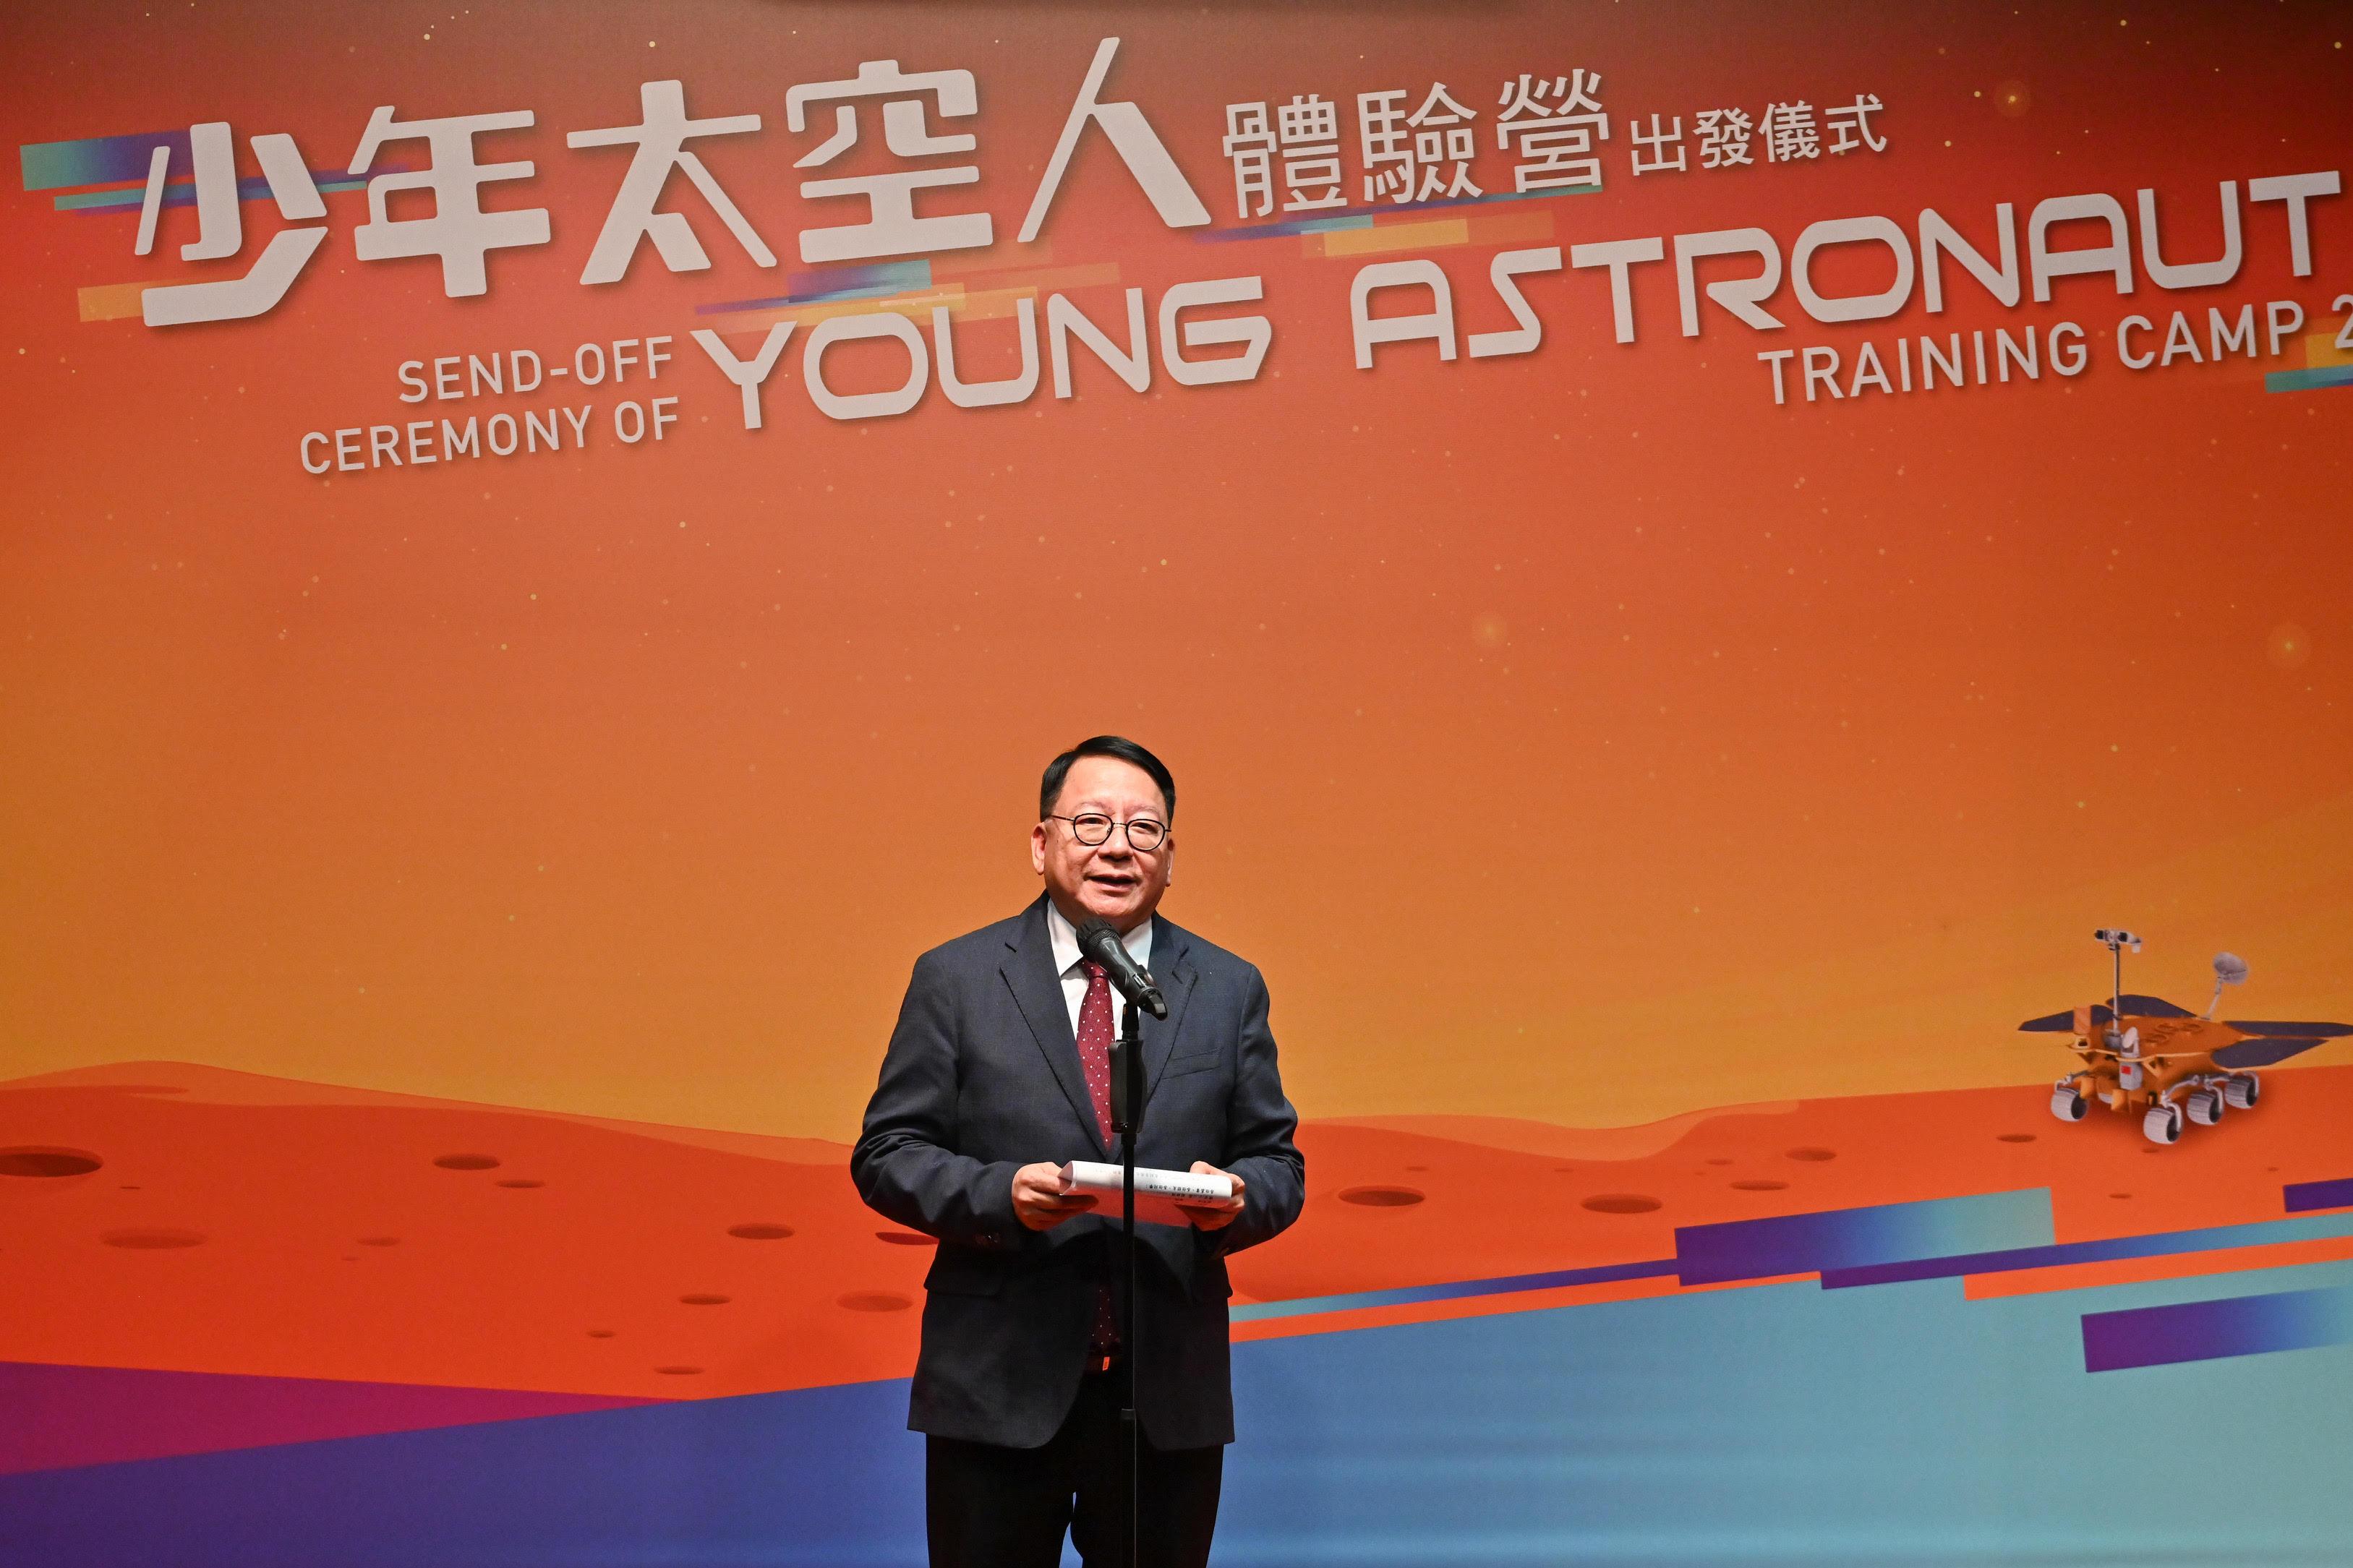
[
  {"xmin": 2142, "ymin": 1104, "xmax": 2182, "ymax": 1145},
  {"xmin": 2049, "ymin": 1087, "xmax": 2088, "ymax": 1123},
  {"xmin": 2186, "ymin": 1089, "xmax": 2223, "ymax": 1126},
  {"xmin": 2224, "ymin": 1074, "xmax": 2260, "ymax": 1110}
]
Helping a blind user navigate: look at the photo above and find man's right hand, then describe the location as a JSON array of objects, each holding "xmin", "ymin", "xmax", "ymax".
[{"xmin": 1011, "ymin": 1161, "xmax": 1098, "ymax": 1230}]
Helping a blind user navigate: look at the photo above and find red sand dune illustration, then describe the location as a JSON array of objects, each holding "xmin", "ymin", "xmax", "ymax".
[
  {"xmin": 4, "ymin": 1061, "xmax": 2348, "ymax": 1431},
  {"xmin": 1241, "ymin": 1071, "xmax": 2353, "ymax": 1305}
]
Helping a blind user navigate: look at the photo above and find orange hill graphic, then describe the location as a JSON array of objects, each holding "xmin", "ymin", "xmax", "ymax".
[{"xmin": 4, "ymin": 1060, "xmax": 2349, "ymax": 1405}]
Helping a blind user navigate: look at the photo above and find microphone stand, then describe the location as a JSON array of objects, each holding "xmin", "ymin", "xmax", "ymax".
[{"xmin": 1108, "ymin": 990, "xmax": 1145, "ymax": 1568}]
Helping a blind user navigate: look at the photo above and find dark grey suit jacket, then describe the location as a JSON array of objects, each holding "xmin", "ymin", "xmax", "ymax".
[{"xmin": 851, "ymin": 895, "xmax": 1304, "ymax": 1449}]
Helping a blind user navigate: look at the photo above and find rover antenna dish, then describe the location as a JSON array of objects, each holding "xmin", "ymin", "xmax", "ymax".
[{"xmin": 2208, "ymin": 951, "xmax": 2248, "ymax": 1019}]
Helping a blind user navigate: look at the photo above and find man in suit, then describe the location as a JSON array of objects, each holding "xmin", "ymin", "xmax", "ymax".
[{"xmin": 853, "ymin": 735, "xmax": 1305, "ymax": 1568}]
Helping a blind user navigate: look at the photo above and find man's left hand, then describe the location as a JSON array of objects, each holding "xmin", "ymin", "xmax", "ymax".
[{"xmin": 1176, "ymin": 1161, "xmax": 1247, "ymax": 1230}]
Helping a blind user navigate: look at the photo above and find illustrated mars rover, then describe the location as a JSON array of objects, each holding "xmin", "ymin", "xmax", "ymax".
[{"xmin": 2018, "ymin": 930, "xmax": 2350, "ymax": 1146}]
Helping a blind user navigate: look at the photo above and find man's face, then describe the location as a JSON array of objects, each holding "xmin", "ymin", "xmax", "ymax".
[{"xmin": 1030, "ymin": 756, "xmax": 1173, "ymax": 933}]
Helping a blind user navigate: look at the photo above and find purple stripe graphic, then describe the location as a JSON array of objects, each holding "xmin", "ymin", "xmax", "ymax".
[
  {"xmin": 1821, "ymin": 1210, "xmax": 2353, "ymax": 1289},
  {"xmin": 2284, "ymin": 1176, "xmax": 2353, "ymax": 1214},
  {"xmin": 1676, "ymin": 1189, "xmax": 2051, "ymax": 1286},
  {"xmin": 0, "ymin": 1361, "xmax": 657, "ymax": 1476},
  {"xmin": 2081, "ymin": 1282, "xmax": 2353, "ymax": 1372},
  {"xmin": 1231, "ymin": 1257, "xmax": 1679, "ymax": 1322},
  {"xmin": 20, "ymin": 130, "xmax": 188, "ymax": 191}
]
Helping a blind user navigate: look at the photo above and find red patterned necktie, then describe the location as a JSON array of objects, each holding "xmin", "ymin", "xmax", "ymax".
[
  {"xmin": 1075, "ymin": 959, "xmax": 1121, "ymax": 1354},
  {"xmin": 1075, "ymin": 960, "xmax": 1117, "ymax": 1141}
]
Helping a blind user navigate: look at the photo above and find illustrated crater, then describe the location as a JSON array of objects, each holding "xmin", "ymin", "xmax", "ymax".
[
  {"xmin": 837, "ymin": 1291, "xmax": 911, "ymax": 1312},
  {"xmin": 1338, "ymin": 1185, "xmax": 1425, "ymax": 1207},
  {"xmin": 1581, "ymin": 1194, "xmax": 1662, "ymax": 1214},
  {"xmin": 101, "ymin": 1228, "xmax": 205, "ymax": 1249},
  {"xmin": 0, "ymin": 1147, "xmax": 103, "ymax": 1178}
]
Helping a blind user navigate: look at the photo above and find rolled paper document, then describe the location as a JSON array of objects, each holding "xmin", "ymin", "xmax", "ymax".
[{"xmin": 1057, "ymin": 1161, "xmax": 1237, "ymax": 1227}]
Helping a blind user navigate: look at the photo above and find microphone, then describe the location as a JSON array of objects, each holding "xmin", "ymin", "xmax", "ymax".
[{"xmin": 1075, "ymin": 917, "xmax": 1169, "ymax": 1020}]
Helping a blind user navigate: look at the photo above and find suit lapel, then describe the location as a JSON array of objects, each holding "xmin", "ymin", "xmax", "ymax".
[
  {"xmin": 1000, "ymin": 896, "xmax": 1110, "ymax": 1157},
  {"xmin": 1141, "ymin": 917, "xmax": 1197, "ymax": 1097}
]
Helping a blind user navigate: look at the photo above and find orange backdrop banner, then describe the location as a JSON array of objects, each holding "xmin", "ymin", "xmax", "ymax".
[
  {"xmin": 9, "ymin": 8, "xmax": 2353, "ymax": 1564},
  {"xmin": 4, "ymin": 0, "xmax": 2350, "ymax": 1137}
]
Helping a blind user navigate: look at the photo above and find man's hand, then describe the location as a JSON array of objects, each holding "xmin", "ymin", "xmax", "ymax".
[
  {"xmin": 1176, "ymin": 1161, "xmax": 1247, "ymax": 1231},
  {"xmin": 1011, "ymin": 1161, "xmax": 1098, "ymax": 1231}
]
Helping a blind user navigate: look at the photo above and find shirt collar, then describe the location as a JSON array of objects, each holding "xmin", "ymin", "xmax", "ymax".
[{"xmin": 1045, "ymin": 899, "xmax": 1154, "ymax": 978}]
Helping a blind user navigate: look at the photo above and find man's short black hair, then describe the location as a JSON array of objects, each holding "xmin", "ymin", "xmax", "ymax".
[{"xmin": 1040, "ymin": 736, "xmax": 1176, "ymax": 822}]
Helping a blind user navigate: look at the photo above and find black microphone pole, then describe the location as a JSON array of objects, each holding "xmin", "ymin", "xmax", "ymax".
[
  {"xmin": 1080, "ymin": 914, "xmax": 1162, "ymax": 1568},
  {"xmin": 1109, "ymin": 985, "xmax": 1144, "ymax": 1568}
]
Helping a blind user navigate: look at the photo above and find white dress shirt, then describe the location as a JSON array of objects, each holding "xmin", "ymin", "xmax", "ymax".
[{"xmin": 1044, "ymin": 900, "xmax": 1155, "ymax": 1037}]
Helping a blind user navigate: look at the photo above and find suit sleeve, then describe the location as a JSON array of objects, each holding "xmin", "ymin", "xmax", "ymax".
[
  {"xmin": 850, "ymin": 951, "xmax": 1024, "ymax": 1250},
  {"xmin": 1208, "ymin": 962, "xmax": 1305, "ymax": 1256}
]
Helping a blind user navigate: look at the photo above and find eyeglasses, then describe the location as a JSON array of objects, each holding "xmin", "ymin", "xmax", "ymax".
[{"xmin": 1046, "ymin": 813, "xmax": 1169, "ymax": 852}]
